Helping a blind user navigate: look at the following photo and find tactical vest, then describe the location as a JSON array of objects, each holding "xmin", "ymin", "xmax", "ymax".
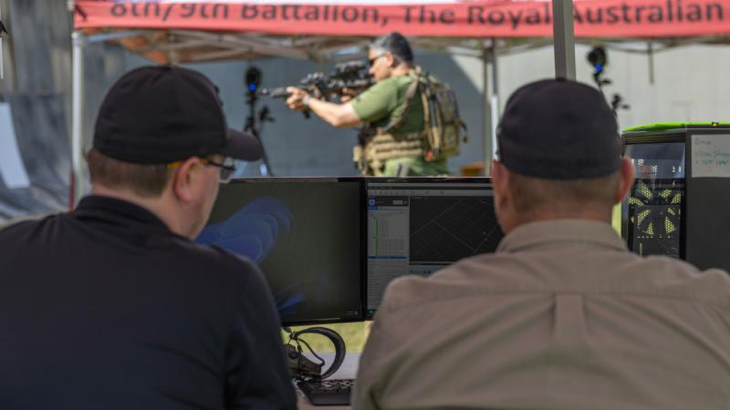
[{"xmin": 354, "ymin": 67, "xmax": 467, "ymax": 175}]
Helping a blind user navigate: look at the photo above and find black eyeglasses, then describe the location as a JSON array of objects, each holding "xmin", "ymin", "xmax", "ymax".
[
  {"xmin": 202, "ymin": 157, "xmax": 237, "ymax": 183},
  {"xmin": 368, "ymin": 53, "xmax": 386, "ymax": 68},
  {"xmin": 167, "ymin": 156, "xmax": 238, "ymax": 184}
]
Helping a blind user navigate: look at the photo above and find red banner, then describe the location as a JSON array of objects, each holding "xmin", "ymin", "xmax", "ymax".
[{"xmin": 74, "ymin": 0, "xmax": 730, "ymax": 38}]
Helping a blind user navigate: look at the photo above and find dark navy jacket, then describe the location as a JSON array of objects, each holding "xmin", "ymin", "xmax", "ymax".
[{"xmin": 0, "ymin": 196, "xmax": 296, "ymax": 410}]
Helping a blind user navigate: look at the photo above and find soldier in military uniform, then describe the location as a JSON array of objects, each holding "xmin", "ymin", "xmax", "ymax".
[{"xmin": 286, "ymin": 32, "xmax": 462, "ymax": 176}]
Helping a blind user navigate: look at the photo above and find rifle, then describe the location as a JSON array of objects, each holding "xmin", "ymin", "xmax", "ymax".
[{"xmin": 260, "ymin": 61, "xmax": 373, "ymax": 100}]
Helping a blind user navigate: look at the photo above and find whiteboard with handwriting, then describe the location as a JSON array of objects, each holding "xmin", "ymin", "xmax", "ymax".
[{"xmin": 691, "ymin": 134, "xmax": 730, "ymax": 178}]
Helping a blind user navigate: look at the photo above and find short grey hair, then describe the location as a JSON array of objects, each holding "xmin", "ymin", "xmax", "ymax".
[
  {"xmin": 508, "ymin": 170, "xmax": 621, "ymax": 218},
  {"xmin": 371, "ymin": 32, "xmax": 414, "ymax": 64}
]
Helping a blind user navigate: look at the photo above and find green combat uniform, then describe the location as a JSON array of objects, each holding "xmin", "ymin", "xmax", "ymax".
[{"xmin": 350, "ymin": 72, "xmax": 449, "ymax": 176}]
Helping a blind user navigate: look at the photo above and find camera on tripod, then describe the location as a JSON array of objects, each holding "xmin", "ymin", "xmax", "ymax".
[
  {"xmin": 586, "ymin": 46, "xmax": 629, "ymax": 115},
  {"xmin": 243, "ymin": 66, "xmax": 274, "ymax": 176}
]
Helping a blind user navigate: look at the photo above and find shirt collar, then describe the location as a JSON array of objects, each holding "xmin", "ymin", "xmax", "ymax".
[
  {"xmin": 497, "ymin": 219, "xmax": 627, "ymax": 254},
  {"xmin": 73, "ymin": 195, "xmax": 172, "ymax": 233}
]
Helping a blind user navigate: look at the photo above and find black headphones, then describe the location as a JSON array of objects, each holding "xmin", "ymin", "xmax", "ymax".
[{"xmin": 283, "ymin": 327, "xmax": 346, "ymax": 380}]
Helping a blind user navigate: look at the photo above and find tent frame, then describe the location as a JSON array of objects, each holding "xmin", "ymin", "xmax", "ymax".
[
  {"xmin": 553, "ymin": 0, "xmax": 576, "ymax": 80},
  {"xmin": 70, "ymin": 0, "xmax": 578, "ymax": 205}
]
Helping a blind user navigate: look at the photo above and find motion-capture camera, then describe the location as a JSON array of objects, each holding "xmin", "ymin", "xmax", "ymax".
[
  {"xmin": 587, "ymin": 46, "xmax": 607, "ymax": 75},
  {"xmin": 245, "ymin": 67, "xmax": 262, "ymax": 93}
]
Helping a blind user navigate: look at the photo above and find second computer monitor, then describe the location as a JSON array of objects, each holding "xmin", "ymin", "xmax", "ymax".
[
  {"xmin": 365, "ymin": 178, "xmax": 503, "ymax": 318},
  {"xmin": 196, "ymin": 178, "xmax": 364, "ymax": 326}
]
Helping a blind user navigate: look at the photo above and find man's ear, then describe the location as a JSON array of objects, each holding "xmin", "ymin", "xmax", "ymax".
[
  {"xmin": 490, "ymin": 160, "xmax": 516, "ymax": 232},
  {"xmin": 385, "ymin": 52, "xmax": 397, "ymax": 68},
  {"xmin": 615, "ymin": 157, "xmax": 636, "ymax": 204},
  {"xmin": 491, "ymin": 160, "xmax": 508, "ymax": 198},
  {"xmin": 171, "ymin": 157, "xmax": 202, "ymax": 203}
]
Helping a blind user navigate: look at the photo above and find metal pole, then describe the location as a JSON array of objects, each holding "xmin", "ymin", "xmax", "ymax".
[
  {"xmin": 71, "ymin": 31, "xmax": 86, "ymax": 206},
  {"xmin": 0, "ymin": 3, "xmax": 4, "ymax": 80},
  {"xmin": 552, "ymin": 0, "xmax": 576, "ymax": 80},
  {"xmin": 489, "ymin": 42, "xmax": 499, "ymax": 163},
  {"xmin": 482, "ymin": 46, "xmax": 491, "ymax": 174},
  {"xmin": 648, "ymin": 42, "xmax": 655, "ymax": 85}
]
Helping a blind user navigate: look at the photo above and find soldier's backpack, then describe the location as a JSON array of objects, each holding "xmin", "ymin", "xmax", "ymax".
[{"xmin": 384, "ymin": 67, "xmax": 468, "ymax": 161}]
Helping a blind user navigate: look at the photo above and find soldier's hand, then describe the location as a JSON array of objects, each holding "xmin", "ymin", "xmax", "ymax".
[
  {"xmin": 339, "ymin": 87, "xmax": 358, "ymax": 103},
  {"xmin": 286, "ymin": 87, "xmax": 309, "ymax": 111}
]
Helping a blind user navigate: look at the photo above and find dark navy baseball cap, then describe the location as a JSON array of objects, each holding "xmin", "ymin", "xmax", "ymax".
[
  {"xmin": 496, "ymin": 78, "xmax": 622, "ymax": 180},
  {"xmin": 93, "ymin": 65, "xmax": 262, "ymax": 164}
]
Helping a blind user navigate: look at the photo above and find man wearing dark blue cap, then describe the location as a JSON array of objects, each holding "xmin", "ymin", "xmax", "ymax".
[
  {"xmin": 0, "ymin": 66, "xmax": 296, "ymax": 409},
  {"xmin": 354, "ymin": 79, "xmax": 730, "ymax": 410}
]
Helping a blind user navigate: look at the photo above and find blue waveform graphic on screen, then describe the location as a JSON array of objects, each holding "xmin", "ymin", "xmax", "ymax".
[
  {"xmin": 195, "ymin": 197, "xmax": 331, "ymax": 318},
  {"xmin": 196, "ymin": 197, "xmax": 292, "ymax": 263}
]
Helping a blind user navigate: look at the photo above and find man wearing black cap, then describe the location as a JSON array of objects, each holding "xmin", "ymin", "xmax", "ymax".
[
  {"xmin": 353, "ymin": 79, "xmax": 730, "ymax": 410},
  {"xmin": 0, "ymin": 66, "xmax": 296, "ymax": 409}
]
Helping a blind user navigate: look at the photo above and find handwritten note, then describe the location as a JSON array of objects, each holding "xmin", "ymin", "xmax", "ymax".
[{"xmin": 691, "ymin": 134, "xmax": 730, "ymax": 178}]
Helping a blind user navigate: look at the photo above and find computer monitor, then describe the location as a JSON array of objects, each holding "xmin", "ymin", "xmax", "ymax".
[
  {"xmin": 195, "ymin": 178, "xmax": 364, "ymax": 326},
  {"xmin": 365, "ymin": 178, "xmax": 503, "ymax": 318}
]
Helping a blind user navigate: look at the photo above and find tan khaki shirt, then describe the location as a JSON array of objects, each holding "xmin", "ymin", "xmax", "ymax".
[{"xmin": 353, "ymin": 219, "xmax": 730, "ymax": 410}]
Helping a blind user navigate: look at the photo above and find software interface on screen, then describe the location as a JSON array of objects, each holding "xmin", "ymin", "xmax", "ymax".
[
  {"xmin": 365, "ymin": 181, "xmax": 503, "ymax": 317},
  {"xmin": 195, "ymin": 180, "xmax": 363, "ymax": 325}
]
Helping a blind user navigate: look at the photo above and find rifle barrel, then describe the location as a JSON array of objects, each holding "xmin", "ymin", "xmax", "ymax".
[{"xmin": 260, "ymin": 87, "xmax": 290, "ymax": 98}]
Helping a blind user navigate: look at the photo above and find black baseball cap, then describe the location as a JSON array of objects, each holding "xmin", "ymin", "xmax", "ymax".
[
  {"xmin": 93, "ymin": 65, "xmax": 262, "ymax": 164},
  {"xmin": 496, "ymin": 78, "xmax": 622, "ymax": 180}
]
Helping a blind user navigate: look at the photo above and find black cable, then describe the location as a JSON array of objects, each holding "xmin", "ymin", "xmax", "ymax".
[{"xmin": 297, "ymin": 338, "xmax": 326, "ymax": 368}]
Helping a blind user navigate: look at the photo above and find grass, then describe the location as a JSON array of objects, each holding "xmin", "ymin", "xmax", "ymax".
[{"xmin": 283, "ymin": 321, "xmax": 372, "ymax": 353}]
